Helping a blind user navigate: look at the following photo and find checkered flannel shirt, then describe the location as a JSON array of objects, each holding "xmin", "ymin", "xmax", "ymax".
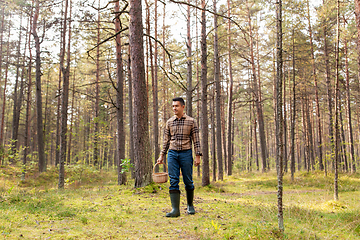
[{"xmin": 160, "ymin": 114, "xmax": 202, "ymax": 156}]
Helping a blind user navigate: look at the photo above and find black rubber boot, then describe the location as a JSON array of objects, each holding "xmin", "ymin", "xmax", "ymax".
[
  {"xmin": 186, "ymin": 188, "xmax": 195, "ymax": 215},
  {"xmin": 166, "ymin": 190, "xmax": 180, "ymax": 217}
]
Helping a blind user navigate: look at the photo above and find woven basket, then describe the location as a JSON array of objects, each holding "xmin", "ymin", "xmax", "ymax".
[{"xmin": 152, "ymin": 162, "xmax": 168, "ymax": 183}]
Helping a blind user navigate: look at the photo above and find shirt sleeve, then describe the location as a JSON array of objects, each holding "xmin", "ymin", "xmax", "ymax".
[
  {"xmin": 160, "ymin": 120, "xmax": 171, "ymax": 155},
  {"xmin": 191, "ymin": 120, "xmax": 202, "ymax": 156}
]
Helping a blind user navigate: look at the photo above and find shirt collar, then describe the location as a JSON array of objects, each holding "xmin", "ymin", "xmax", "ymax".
[{"xmin": 173, "ymin": 113, "xmax": 187, "ymax": 120}]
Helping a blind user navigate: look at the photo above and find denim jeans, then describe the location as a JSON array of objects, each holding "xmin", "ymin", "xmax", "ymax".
[{"xmin": 167, "ymin": 149, "xmax": 194, "ymax": 191}]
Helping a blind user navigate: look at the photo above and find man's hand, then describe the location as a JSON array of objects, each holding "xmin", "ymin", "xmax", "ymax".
[
  {"xmin": 194, "ymin": 155, "xmax": 201, "ymax": 166},
  {"xmin": 157, "ymin": 154, "xmax": 164, "ymax": 164}
]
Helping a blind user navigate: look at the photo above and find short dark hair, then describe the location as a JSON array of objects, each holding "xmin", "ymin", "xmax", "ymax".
[{"xmin": 172, "ymin": 97, "xmax": 185, "ymax": 106}]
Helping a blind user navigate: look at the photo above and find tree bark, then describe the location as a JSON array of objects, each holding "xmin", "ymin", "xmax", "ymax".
[
  {"xmin": 344, "ymin": 27, "xmax": 356, "ymax": 173},
  {"xmin": 153, "ymin": 0, "xmax": 160, "ymax": 171},
  {"xmin": 93, "ymin": 0, "xmax": 101, "ymax": 166},
  {"xmin": 334, "ymin": 0, "xmax": 340, "ymax": 201},
  {"xmin": 186, "ymin": 0, "xmax": 193, "ymax": 117},
  {"xmin": 323, "ymin": 0, "xmax": 333, "ymax": 177},
  {"xmin": 211, "ymin": 92, "xmax": 216, "ymax": 181},
  {"xmin": 130, "ymin": 0, "xmax": 152, "ymax": 187},
  {"xmin": 290, "ymin": 29, "xmax": 296, "ymax": 181},
  {"xmin": 213, "ymin": 0, "xmax": 223, "ymax": 181},
  {"xmin": 115, "ymin": 0, "xmax": 126, "ymax": 185},
  {"xmin": 200, "ymin": 0, "xmax": 210, "ymax": 186},
  {"xmin": 306, "ymin": 96, "xmax": 315, "ymax": 170},
  {"xmin": 247, "ymin": 4, "xmax": 267, "ymax": 173},
  {"xmin": 23, "ymin": 7, "xmax": 34, "ymax": 179},
  {"xmin": 58, "ymin": 0, "xmax": 72, "ymax": 189},
  {"xmin": 275, "ymin": 0, "xmax": 284, "ymax": 231},
  {"xmin": 339, "ymin": 95, "xmax": 347, "ymax": 172},
  {"xmin": 355, "ymin": 0, "xmax": 360, "ymax": 104},
  {"xmin": 0, "ymin": 9, "xmax": 5, "ymax": 153},
  {"xmin": 32, "ymin": 0, "xmax": 47, "ymax": 173},
  {"xmin": 67, "ymin": 71, "xmax": 75, "ymax": 165},
  {"xmin": 128, "ymin": 50, "xmax": 135, "ymax": 178},
  {"xmin": 10, "ymin": 12, "xmax": 24, "ymax": 158},
  {"xmin": 0, "ymin": 7, "xmax": 4, "ymax": 89},
  {"xmin": 226, "ymin": 0, "xmax": 233, "ymax": 175},
  {"xmin": 55, "ymin": 1, "xmax": 65, "ymax": 166},
  {"xmin": 307, "ymin": 0, "xmax": 323, "ymax": 170},
  {"xmin": 0, "ymin": 13, "xmax": 11, "ymax": 162}
]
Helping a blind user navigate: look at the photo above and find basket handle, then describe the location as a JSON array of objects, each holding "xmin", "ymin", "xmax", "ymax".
[{"xmin": 153, "ymin": 162, "xmax": 168, "ymax": 174}]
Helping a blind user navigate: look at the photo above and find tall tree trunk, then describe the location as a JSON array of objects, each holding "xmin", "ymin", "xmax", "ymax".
[
  {"xmin": 55, "ymin": 1, "xmax": 65, "ymax": 166},
  {"xmin": 283, "ymin": 64, "xmax": 288, "ymax": 172},
  {"xmin": 248, "ymin": 4, "xmax": 267, "ymax": 172},
  {"xmin": 195, "ymin": 0, "xmax": 201, "ymax": 177},
  {"xmin": 306, "ymin": 96, "xmax": 315, "ymax": 170},
  {"xmin": 334, "ymin": 0, "xmax": 340, "ymax": 201},
  {"xmin": 23, "ymin": 7, "xmax": 34, "ymax": 179},
  {"xmin": 307, "ymin": 0, "xmax": 323, "ymax": 170},
  {"xmin": 128, "ymin": 50, "xmax": 135, "ymax": 178},
  {"xmin": 211, "ymin": 92, "xmax": 216, "ymax": 181},
  {"xmin": 213, "ymin": 0, "xmax": 223, "ymax": 181},
  {"xmin": 67, "ymin": 70, "xmax": 75, "ymax": 165},
  {"xmin": 58, "ymin": 0, "xmax": 71, "ymax": 189},
  {"xmin": 0, "ymin": 9, "xmax": 5, "ymax": 157},
  {"xmin": 253, "ymin": 101, "xmax": 259, "ymax": 171},
  {"xmin": 200, "ymin": 0, "xmax": 210, "ymax": 186},
  {"xmin": 32, "ymin": 0, "xmax": 46, "ymax": 173},
  {"xmin": 115, "ymin": 0, "xmax": 126, "ymax": 185},
  {"xmin": 0, "ymin": 7, "xmax": 4, "ymax": 89},
  {"xmin": 344, "ymin": 27, "xmax": 356, "ymax": 173},
  {"xmin": 153, "ymin": 0, "xmax": 160, "ymax": 171},
  {"xmin": 186, "ymin": 0, "xmax": 193, "ymax": 117},
  {"xmin": 339, "ymin": 95, "xmax": 348, "ymax": 172},
  {"xmin": 275, "ymin": 0, "xmax": 284, "ymax": 231},
  {"xmin": 290, "ymin": 29, "xmax": 296, "ymax": 181},
  {"xmin": 93, "ymin": 0, "xmax": 101, "ymax": 166},
  {"xmin": 355, "ymin": 0, "xmax": 360, "ymax": 105},
  {"xmin": 0, "ymin": 14, "xmax": 11, "ymax": 163},
  {"xmin": 11, "ymin": 12, "xmax": 24, "ymax": 158},
  {"xmin": 130, "ymin": 0, "xmax": 152, "ymax": 187},
  {"xmin": 323, "ymin": 0, "xmax": 333, "ymax": 177},
  {"xmin": 301, "ymin": 97, "xmax": 309, "ymax": 171},
  {"xmin": 226, "ymin": 0, "xmax": 233, "ymax": 175},
  {"xmin": 249, "ymin": 103, "xmax": 253, "ymax": 171}
]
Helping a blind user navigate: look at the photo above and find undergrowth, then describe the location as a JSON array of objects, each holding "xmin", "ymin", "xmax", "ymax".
[{"xmin": 0, "ymin": 165, "xmax": 359, "ymax": 239}]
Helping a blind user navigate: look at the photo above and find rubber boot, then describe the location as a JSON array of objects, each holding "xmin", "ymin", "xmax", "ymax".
[
  {"xmin": 166, "ymin": 190, "xmax": 180, "ymax": 217},
  {"xmin": 186, "ymin": 188, "xmax": 195, "ymax": 215}
]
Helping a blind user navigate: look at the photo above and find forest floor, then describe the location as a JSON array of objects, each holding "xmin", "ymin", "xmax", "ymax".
[{"xmin": 0, "ymin": 164, "xmax": 360, "ymax": 240}]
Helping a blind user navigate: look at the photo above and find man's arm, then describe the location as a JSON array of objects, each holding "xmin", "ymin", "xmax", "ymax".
[
  {"xmin": 191, "ymin": 120, "xmax": 202, "ymax": 166},
  {"xmin": 157, "ymin": 121, "xmax": 171, "ymax": 164}
]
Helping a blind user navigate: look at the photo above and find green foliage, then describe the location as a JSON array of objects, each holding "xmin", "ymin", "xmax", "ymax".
[{"xmin": 120, "ymin": 158, "xmax": 133, "ymax": 174}]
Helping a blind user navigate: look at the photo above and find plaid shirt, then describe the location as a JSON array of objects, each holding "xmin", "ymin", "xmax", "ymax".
[{"xmin": 160, "ymin": 114, "xmax": 202, "ymax": 156}]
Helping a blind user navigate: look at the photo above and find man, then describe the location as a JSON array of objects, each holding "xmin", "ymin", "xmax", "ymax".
[{"xmin": 157, "ymin": 97, "xmax": 202, "ymax": 217}]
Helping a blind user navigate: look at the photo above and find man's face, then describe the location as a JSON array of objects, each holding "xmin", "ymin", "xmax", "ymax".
[{"xmin": 172, "ymin": 101, "xmax": 185, "ymax": 116}]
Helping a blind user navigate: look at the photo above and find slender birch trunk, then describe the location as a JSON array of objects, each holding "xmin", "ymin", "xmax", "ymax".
[{"xmin": 275, "ymin": 0, "xmax": 284, "ymax": 231}]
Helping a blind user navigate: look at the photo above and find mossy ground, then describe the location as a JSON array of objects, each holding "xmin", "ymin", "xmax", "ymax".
[{"xmin": 0, "ymin": 165, "xmax": 359, "ymax": 239}]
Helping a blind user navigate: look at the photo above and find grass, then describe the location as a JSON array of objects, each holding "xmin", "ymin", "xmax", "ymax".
[{"xmin": 0, "ymin": 165, "xmax": 359, "ymax": 239}]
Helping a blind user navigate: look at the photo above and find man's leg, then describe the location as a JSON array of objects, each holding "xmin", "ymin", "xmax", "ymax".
[
  {"xmin": 179, "ymin": 149, "xmax": 195, "ymax": 214},
  {"xmin": 168, "ymin": 150, "xmax": 180, "ymax": 191},
  {"xmin": 166, "ymin": 150, "xmax": 180, "ymax": 217}
]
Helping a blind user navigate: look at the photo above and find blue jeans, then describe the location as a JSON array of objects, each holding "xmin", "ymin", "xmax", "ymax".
[{"xmin": 167, "ymin": 149, "xmax": 194, "ymax": 191}]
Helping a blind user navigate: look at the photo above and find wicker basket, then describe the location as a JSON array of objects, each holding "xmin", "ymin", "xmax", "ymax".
[{"xmin": 152, "ymin": 162, "xmax": 168, "ymax": 183}]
